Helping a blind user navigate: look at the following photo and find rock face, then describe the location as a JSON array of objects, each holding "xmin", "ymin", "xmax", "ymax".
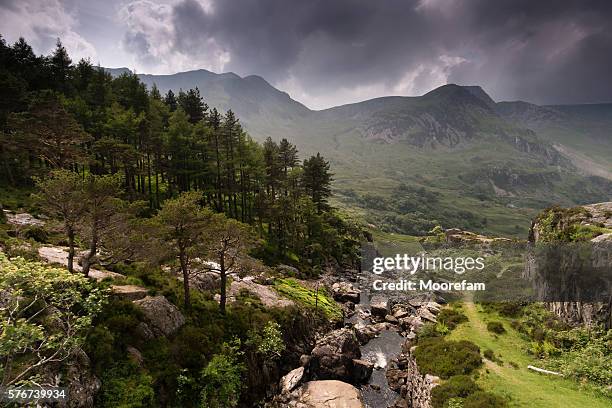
[
  {"xmin": 271, "ymin": 380, "xmax": 365, "ymax": 408},
  {"xmin": 133, "ymin": 295, "xmax": 185, "ymax": 337},
  {"xmin": 62, "ymin": 349, "xmax": 101, "ymax": 408},
  {"xmin": 527, "ymin": 203, "xmax": 612, "ymax": 328},
  {"xmin": 309, "ymin": 328, "xmax": 364, "ymax": 383}
]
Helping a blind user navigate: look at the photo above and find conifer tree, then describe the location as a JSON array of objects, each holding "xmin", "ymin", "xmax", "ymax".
[{"xmin": 302, "ymin": 153, "xmax": 332, "ymax": 213}]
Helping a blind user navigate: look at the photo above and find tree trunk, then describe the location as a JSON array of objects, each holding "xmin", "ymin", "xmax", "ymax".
[
  {"xmin": 82, "ymin": 227, "xmax": 98, "ymax": 277},
  {"xmin": 67, "ymin": 228, "xmax": 75, "ymax": 273},
  {"xmin": 180, "ymin": 252, "xmax": 191, "ymax": 309},
  {"xmin": 219, "ymin": 255, "xmax": 227, "ymax": 314}
]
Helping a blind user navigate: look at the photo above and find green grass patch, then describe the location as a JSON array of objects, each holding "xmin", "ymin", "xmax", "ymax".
[
  {"xmin": 272, "ymin": 278, "xmax": 342, "ymax": 320},
  {"xmin": 447, "ymin": 300, "xmax": 611, "ymax": 407}
]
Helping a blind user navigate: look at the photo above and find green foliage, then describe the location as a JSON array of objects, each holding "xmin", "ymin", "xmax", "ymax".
[
  {"xmin": 418, "ymin": 322, "xmax": 443, "ymax": 340},
  {"xmin": 463, "ymin": 391, "xmax": 508, "ymax": 408},
  {"xmin": 273, "ymin": 278, "xmax": 342, "ymax": 320},
  {"xmin": 486, "ymin": 321, "xmax": 506, "ymax": 334},
  {"xmin": 414, "ymin": 337, "xmax": 482, "ymax": 379},
  {"xmin": 199, "ymin": 340, "xmax": 245, "ymax": 408},
  {"xmin": 437, "ymin": 308, "xmax": 468, "ymax": 330},
  {"xmin": 431, "ymin": 375, "xmax": 480, "ymax": 408},
  {"xmin": 0, "ymin": 254, "xmax": 107, "ymax": 385},
  {"xmin": 97, "ymin": 362, "xmax": 155, "ymax": 408},
  {"xmin": 247, "ymin": 321, "xmax": 285, "ymax": 359},
  {"xmin": 543, "ymin": 328, "xmax": 611, "ymax": 395}
]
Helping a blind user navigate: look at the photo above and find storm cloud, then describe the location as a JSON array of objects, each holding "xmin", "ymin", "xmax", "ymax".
[{"xmin": 2, "ymin": 0, "xmax": 612, "ymax": 108}]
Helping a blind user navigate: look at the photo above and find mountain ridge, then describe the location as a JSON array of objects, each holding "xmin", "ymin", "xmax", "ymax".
[{"xmin": 104, "ymin": 67, "xmax": 612, "ymax": 236}]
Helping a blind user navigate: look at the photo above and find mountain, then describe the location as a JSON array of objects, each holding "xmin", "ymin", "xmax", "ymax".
[
  {"xmin": 496, "ymin": 101, "xmax": 612, "ymax": 179},
  {"xmin": 107, "ymin": 68, "xmax": 310, "ymax": 140},
  {"xmin": 107, "ymin": 68, "xmax": 612, "ymax": 236}
]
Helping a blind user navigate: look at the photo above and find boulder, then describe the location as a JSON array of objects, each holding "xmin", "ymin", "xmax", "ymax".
[
  {"xmin": 351, "ymin": 359, "xmax": 373, "ymax": 383},
  {"xmin": 392, "ymin": 307, "xmax": 411, "ymax": 319},
  {"xmin": 277, "ymin": 264, "xmax": 299, "ymax": 276},
  {"xmin": 111, "ymin": 285, "xmax": 148, "ymax": 301},
  {"xmin": 399, "ymin": 316, "xmax": 423, "ymax": 331},
  {"xmin": 296, "ymin": 380, "xmax": 364, "ymax": 408},
  {"xmin": 191, "ymin": 271, "xmax": 220, "ymax": 291},
  {"xmin": 133, "ymin": 295, "xmax": 185, "ymax": 337},
  {"xmin": 385, "ymin": 314, "xmax": 399, "ymax": 324},
  {"xmin": 417, "ymin": 307, "xmax": 437, "ymax": 323},
  {"xmin": 331, "ymin": 282, "xmax": 361, "ymax": 303},
  {"xmin": 310, "ymin": 328, "xmax": 361, "ymax": 382},
  {"xmin": 370, "ymin": 297, "xmax": 388, "ymax": 318},
  {"xmin": 280, "ymin": 367, "xmax": 305, "ymax": 394},
  {"xmin": 354, "ymin": 323, "xmax": 379, "ymax": 345}
]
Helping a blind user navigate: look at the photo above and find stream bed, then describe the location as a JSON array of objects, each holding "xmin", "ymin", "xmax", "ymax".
[{"xmin": 360, "ymin": 329, "xmax": 404, "ymax": 407}]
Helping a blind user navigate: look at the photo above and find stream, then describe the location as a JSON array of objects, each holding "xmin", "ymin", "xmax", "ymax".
[{"xmin": 348, "ymin": 279, "xmax": 405, "ymax": 408}]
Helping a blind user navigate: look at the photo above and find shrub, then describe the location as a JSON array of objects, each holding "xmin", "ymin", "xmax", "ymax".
[
  {"xmin": 529, "ymin": 340, "xmax": 560, "ymax": 358},
  {"xmin": 23, "ymin": 225, "xmax": 49, "ymax": 242},
  {"xmin": 199, "ymin": 340, "xmax": 245, "ymax": 408},
  {"xmin": 463, "ymin": 391, "xmax": 507, "ymax": 407},
  {"xmin": 431, "ymin": 375, "xmax": 480, "ymax": 408},
  {"xmin": 414, "ymin": 338, "xmax": 482, "ymax": 379},
  {"xmin": 486, "ymin": 321, "xmax": 505, "ymax": 334},
  {"xmin": 490, "ymin": 302, "xmax": 524, "ymax": 317},
  {"xmin": 247, "ymin": 320, "xmax": 286, "ymax": 359},
  {"xmin": 418, "ymin": 322, "xmax": 442, "ymax": 340},
  {"xmin": 437, "ymin": 308, "xmax": 468, "ymax": 330},
  {"xmin": 97, "ymin": 362, "xmax": 155, "ymax": 408},
  {"xmin": 483, "ymin": 349, "xmax": 503, "ymax": 365}
]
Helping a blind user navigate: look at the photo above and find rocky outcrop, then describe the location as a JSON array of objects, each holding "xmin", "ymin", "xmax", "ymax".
[
  {"xmin": 442, "ymin": 228, "xmax": 512, "ymax": 245},
  {"xmin": 37, "ymin": 348, "xmax": 101, "ymax": 408},
  {"xmin": 3, "ymin": 210, "xmax": 45, "ymax": 227},
  {"xmin": 331, "ymin": 282, "xmax": 361, "ymax": 303},
  {"xmin": 309, "ymin": 328, "xmax": 367, "ymax": 383},
  {"xmin": 133, "ymin": 295, "xmax": 185, "ymax": 337},
  {"xmin": 270, "ymin": 380, "xmax": 365, "ymax": 408},
  {"xmin": 527, "ymin": 203, "xmax": 612, "ymax": 328}
]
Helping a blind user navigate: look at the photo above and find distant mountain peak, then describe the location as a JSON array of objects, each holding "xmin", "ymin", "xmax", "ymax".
[{"xmin": 461, "ymin": 85, "xmax": 496, "ymax": 108}]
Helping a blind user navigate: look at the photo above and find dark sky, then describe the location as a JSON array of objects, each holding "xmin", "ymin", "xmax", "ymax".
[{"xmin": 2, "ymin": 0, "xmax": 612, "ymax": 109}]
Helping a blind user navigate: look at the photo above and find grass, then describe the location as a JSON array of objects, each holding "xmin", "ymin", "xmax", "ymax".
[
  {"xmin": 272, "ymin": 278, "xmax": 342, "ymax": 320},
  {"xmin": 447, "ymin": 298, "xmax": 610, "ymax": 407}
]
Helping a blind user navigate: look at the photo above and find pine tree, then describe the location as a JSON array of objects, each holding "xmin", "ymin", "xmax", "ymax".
[
  {"xmin": 302, "ymin": 153, "xmax": 333, "ymax": 213},
  {"xmin": 178, "ymin": 87, "xmax": 207, "ymax": 124},
  {"xmin": 50, "ymin": 39, "xmax": 73, "ymax": 94},
  {"xmin": 164, "ymin": 89, "xmax": 178, "ymax": 111}
]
